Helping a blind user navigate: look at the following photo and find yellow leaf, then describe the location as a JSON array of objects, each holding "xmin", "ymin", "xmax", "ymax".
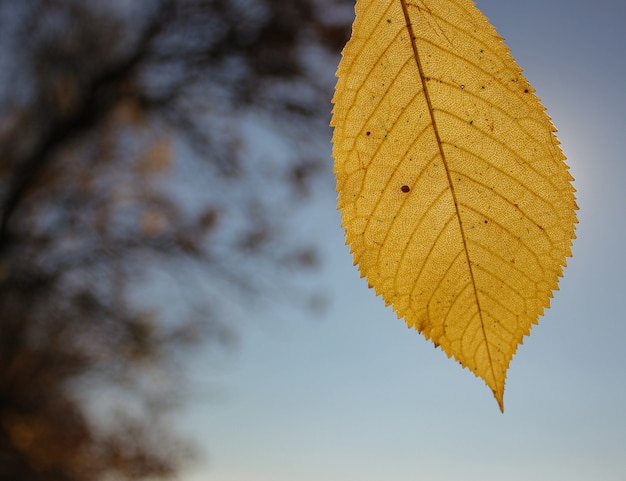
[{"xmin": 331, "ymin": 0, "xmax": 577, "ymax": 410}]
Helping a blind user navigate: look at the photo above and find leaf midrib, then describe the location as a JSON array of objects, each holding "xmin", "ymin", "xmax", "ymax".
[{"xmin": 398, "ymin": 0, "xmax": 499, "ymax": 401}]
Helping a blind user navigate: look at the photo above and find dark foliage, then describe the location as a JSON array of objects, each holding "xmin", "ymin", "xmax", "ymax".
[{"xmin": 0, "ymin": 0, "xmax": 350, "ymax": 479}]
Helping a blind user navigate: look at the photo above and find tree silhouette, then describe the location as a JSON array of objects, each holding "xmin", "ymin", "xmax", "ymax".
[{"xmin": 0, "ymin": 0, "xmax": 350, "ymax": 479}]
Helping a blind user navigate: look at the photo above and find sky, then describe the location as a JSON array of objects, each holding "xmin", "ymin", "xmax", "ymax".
[{"xmin": 180, "ymin": 1, "xmax": 626, "ymax": 480}]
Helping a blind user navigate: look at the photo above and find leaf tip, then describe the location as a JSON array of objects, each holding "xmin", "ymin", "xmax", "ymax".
[{"xmin": 496, "ymin": 393, "xmax": 505, "ymax": 413}]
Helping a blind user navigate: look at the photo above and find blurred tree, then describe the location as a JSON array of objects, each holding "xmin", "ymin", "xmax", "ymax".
[{"xmin": 0, "ymin": 0, "xmax": 350, "ymax": 479}]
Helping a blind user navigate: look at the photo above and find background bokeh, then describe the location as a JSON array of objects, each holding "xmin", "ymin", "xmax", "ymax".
[{"xmin": 1, "ymin": 0, "xmax": 624, "ymax": 480}]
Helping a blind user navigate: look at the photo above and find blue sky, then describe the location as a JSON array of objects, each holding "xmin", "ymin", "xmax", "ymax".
[{"xmin": 182, "ymin": 1, "xmax": 626, "ymax": 479}]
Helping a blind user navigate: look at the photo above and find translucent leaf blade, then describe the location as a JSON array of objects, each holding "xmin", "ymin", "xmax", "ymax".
[{"xmin": 331, "ymin": 0, "xmax": 577, "ymax": 410}]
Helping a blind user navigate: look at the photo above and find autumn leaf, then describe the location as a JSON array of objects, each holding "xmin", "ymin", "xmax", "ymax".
[{"xmin": 331, "ymin": 0, "xmax": 577, "ymax": 410}]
